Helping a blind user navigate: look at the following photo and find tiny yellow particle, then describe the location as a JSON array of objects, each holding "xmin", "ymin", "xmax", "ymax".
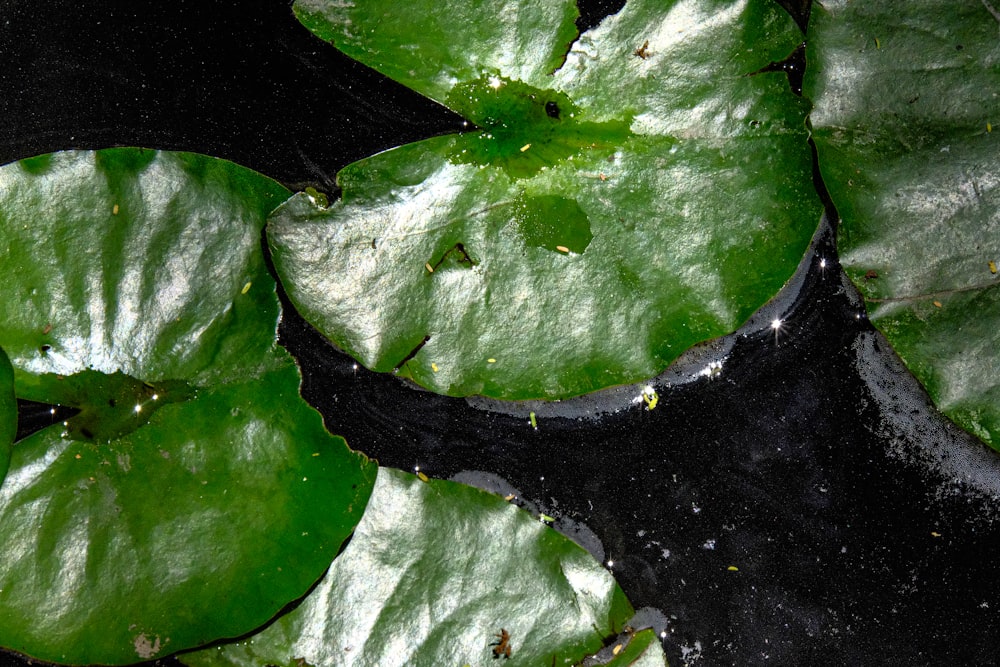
[
  {"xmin": 241, "ymin": 281, "xmax": 252, "ymax": 295},
  {"xmin": 933, "ymin": 300, "xmax": 943, "ymax": 308},
  {"xmin": 931, "ymin": 531, "xmax": 942, "ymax": 538},
  {"xmin": 431, "ymin": 362, "xmax": 439, "ymax": 372},
  {"xmin": 425, "ymin": 262, "xmax": 434, "ymax": 273},
  {"xmin": 612, "ymin": 644, "xmax": 623, "ymax": 656},
  {"xmin": 990, "ymin": 260, "xmax": 997, "ymax": 274},
  {"xmin": 727, "ymin": 565, "xmax": 739, "ymax": 571},
  {"xmin": 599, "ymin": 173, "xmax": 608, "ymax": 181},
  {"xmin": 504, "ymin": 493, "xmax": 516, "ymax": 501},
  {"xmin": 539, "ymin": 513, "xmax": 555, "ymax": 523},
  {"xmin": 488, "ymin": 358, "xmax": 496, "ymax": 363},
  {"xmin": 520, "ymin": 143, "xmax": 531, "ymax": 152},
  {"xmin": 312, "ymin": 452, "xmax": 320, "ymax": 457},
  {"xmin": 874, "ymin": 36, "xmax": 881, "ymax": 49},
  {"xmin": 529, "ymin": 411, "xmax": 537, "ymax": 429},
  {"xmin": 417, "ymin": 471, "xmax": 429, "ymax": 483},
  {"xmin": 555, "ymin": 245, "xmax": 570, "ymax": 253},
  {"xmin": 112, "ymin": 204, "xmax": 119, "ymax": 215},
  {"xmin": 75, "ymin": 453, "xmax": 82, "ymax": 460},
  {"xmin": 642, "ymin": 386, "xmax": 659, "ymax": 410}
]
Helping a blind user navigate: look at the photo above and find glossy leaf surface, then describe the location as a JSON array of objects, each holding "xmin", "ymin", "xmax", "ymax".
[
  {"xmin": 183, "ymin": 467, "xmax": 663, "ymax": 667},
  {"xmin": 806, "ymin": 0, "xmax": 1000, "ymax": 447},
  {"xmin": 0, "ymin": 150, "xmax": 375, "ymax": 664},
  {"xmin": 0, "ymin": 348, "xmax": 13, "ymax": 484},
  {"xmin": 273, "ymin": 0, "xmax": 821, "ymax": 399}
]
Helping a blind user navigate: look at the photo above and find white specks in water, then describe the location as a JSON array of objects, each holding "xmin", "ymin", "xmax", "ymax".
[
  {"xmin": 692, "ymin": 503, "xmax": 701, "ymax": 514},
  {"xmin": 133, "ymin": 404, "xmax": 142, "ymax": 413},
  {"xmin": 488, "ymin": 75, "xmax": 504, "ymax": 90},
  {"xmin": 696, "ymin": 359, "xmax": 724, "ymax": 380},
  {"xmin": 606, "ymin": 559, "xmax": 615, "ymax": 568},
  {"xmin": 680, "ymin": 640, "xmax": 703, "ymax": 664},
  {"xmin": 702, "ymin": 539, "xmax": 716, "ymax": 550}
]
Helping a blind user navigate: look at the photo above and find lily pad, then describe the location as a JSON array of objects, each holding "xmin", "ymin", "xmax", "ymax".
[
  {"xmin": 182, "ymin": 467, "xmax": 662, "ymax": 667},
  {"xmin": 0, "ymin": 348, "xmax": 14, "ymax": 483},
  {"xmin": 271, "ymin": 0, "xmax": 822, "ymax": 399},
  {"xmin": 805, "ymin": 0, "xmax": 1000, "ymax": 447},
  {"xmin": 0, "ymin": 149, "xmax": 375, "ymax": 664}
]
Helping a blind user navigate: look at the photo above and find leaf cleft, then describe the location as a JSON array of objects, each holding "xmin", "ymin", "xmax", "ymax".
[
  {"xmin": 746, "ymin": 41, "xmax": 807, "ymax": 96},
  {"xmin": 41, "ymin": 370, "xmax": 196, "ymax": 443}
]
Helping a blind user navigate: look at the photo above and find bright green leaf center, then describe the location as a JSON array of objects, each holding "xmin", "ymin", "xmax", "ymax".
[{"xmin": 446, "ymin": 75, "xmax": 632, "ymax": 179}]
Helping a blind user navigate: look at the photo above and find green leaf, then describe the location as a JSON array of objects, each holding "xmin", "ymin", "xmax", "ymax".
[
  {"xmin": 805, "ymin": 0, "xmax": 1000, "ymax": 448},
  {"xmin": 0, "ymin": 149, "xmax": 376, "ymax": 664},
  {"xmin": 273, "ymin": 0, "xmax": 822, "ymax": 399},
  {"xmin": 182, "ymin": 467, "xmax": 652, "ymax": 667},
  {"xmin": 0, "ymin": 348, "xmax": 14, "ymax": 484}
]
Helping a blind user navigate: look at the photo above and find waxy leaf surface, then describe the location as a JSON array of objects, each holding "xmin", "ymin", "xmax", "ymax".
[
  {"xmin": 273, "ymin": 0, "xmax": 822, "ymax": 399},
  {"xmin": 183, "ymin": 467, "xmax": 665, "ymax": 667},
  {"xmin": 806, "ymin": 0, "xmax": 1000, "ymax": 448},
  {"xmin": 0, "ymin": 149, "xmax": 375, "ymax": 664}
]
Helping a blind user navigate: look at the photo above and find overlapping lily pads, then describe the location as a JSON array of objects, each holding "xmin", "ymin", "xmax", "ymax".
[
  {"xmin": 806, "ymin": 0, "xmax": 1000, "ymax": 448},
  {"xmin": 0, "ymin": 348, "xmax": 14, "ymax": 484},
  {"xmin": 0, "ymin": 149, "xmax": 376, "ymax": 664},
  {"xmin": 183, "ymin": 467, "xmax": 667, "ymax": 667},
  {"xmin": 271, "ymin": 0, "xmax": 822, "ymax": 399}
]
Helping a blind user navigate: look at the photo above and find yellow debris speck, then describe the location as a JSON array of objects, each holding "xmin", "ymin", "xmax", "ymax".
[
  {"xmin": 431, "ymin": 362, "xmax": 439, "ymax": 372},
  {"xmin": 312, "ymin": 452, "xmax": 320, "ymax": 457},
  {"xmin": 241, "ymin": 281, "xmax": 252, "ymax": 295},
  {"xmin": 529, "ymin": 411, "xmax": 537, "ymax": 429},
  {"xmin": 931, "ymin": 531, "xmax": 942, "ymax": 538},
  {"xmin": 613, "ymin": 644, "xmax": 623, "ymax": 655},
  {"xmin": 555, "ymin": 245, "xmax": 570, "ymax": 253},
  {"xmin": 874, "ymin": 36, "xmax": 881, "ymax": 49},
  {"xmin": 75, "ymin": 454, "xmax": 82, "ymax": 460},
  {"xmin": 642, "ymin": 386, "xmax": 659, "ymax": 410},
  {"xmin": 990, "ymin": 260, "xmax": 997, "ymax": 274},
  {"xmin": 425, "ymin": 262, "xmax": 434, "ymax": 273},
  {"xmin": 112, "ymin": 204, "xmax": 119, "ymax": 215},
  {"xmin": 727, "ymin": 565, "xmax": 739, "ymax": 571},
  {"xmin": 504, "ymin": 493, "xmax": 516, "ymax": 501},
  {"xmin": 417, "ymin": 471, "xmax": 429, "ymax": 483},
  {"xmin": 933, "ymin": 300, "xmax": 943, "ymax": 308},
  {"xmin": 520, "ymin": 143, "xmax": 531, "ymax": 152},
  {"xmin": 487, "ymin": 358, "xmax": 496, "ymax": 363}
]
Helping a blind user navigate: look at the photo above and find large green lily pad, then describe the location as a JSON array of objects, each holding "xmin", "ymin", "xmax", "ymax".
[
  {"xmin": 805, "ymin": 0, "xmax": 1000, "ymax": 448},
  {"xmin": 183, "ymin": 467, "xmax": 666, "ymax": 667},
  {"xmin": 0, "ymin": 149, "xmax": 375, "ymax": 664},
  {"xmin": 271, "ymin": 0, "xmax": 822, "ymax": 400}
]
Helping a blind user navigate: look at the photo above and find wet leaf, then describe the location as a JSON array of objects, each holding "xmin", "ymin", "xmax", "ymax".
[
  {"xmin": 0, "ymin": 149, "xmax": 375, "ymax": 664},
  {"xmin": 0, "ymin": 348, "xmax": 14, "ymax": 484},
  {"xmin": 272, "ymin": 0, "xmax": 822, "ymax": 399},
  {"xmin": 806, "ymin": 0, "xmax": 1000, "ymax": 448},
  {"xmin": 182, "ymin": 467, "xmax": 653, "ymax": 667}
]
